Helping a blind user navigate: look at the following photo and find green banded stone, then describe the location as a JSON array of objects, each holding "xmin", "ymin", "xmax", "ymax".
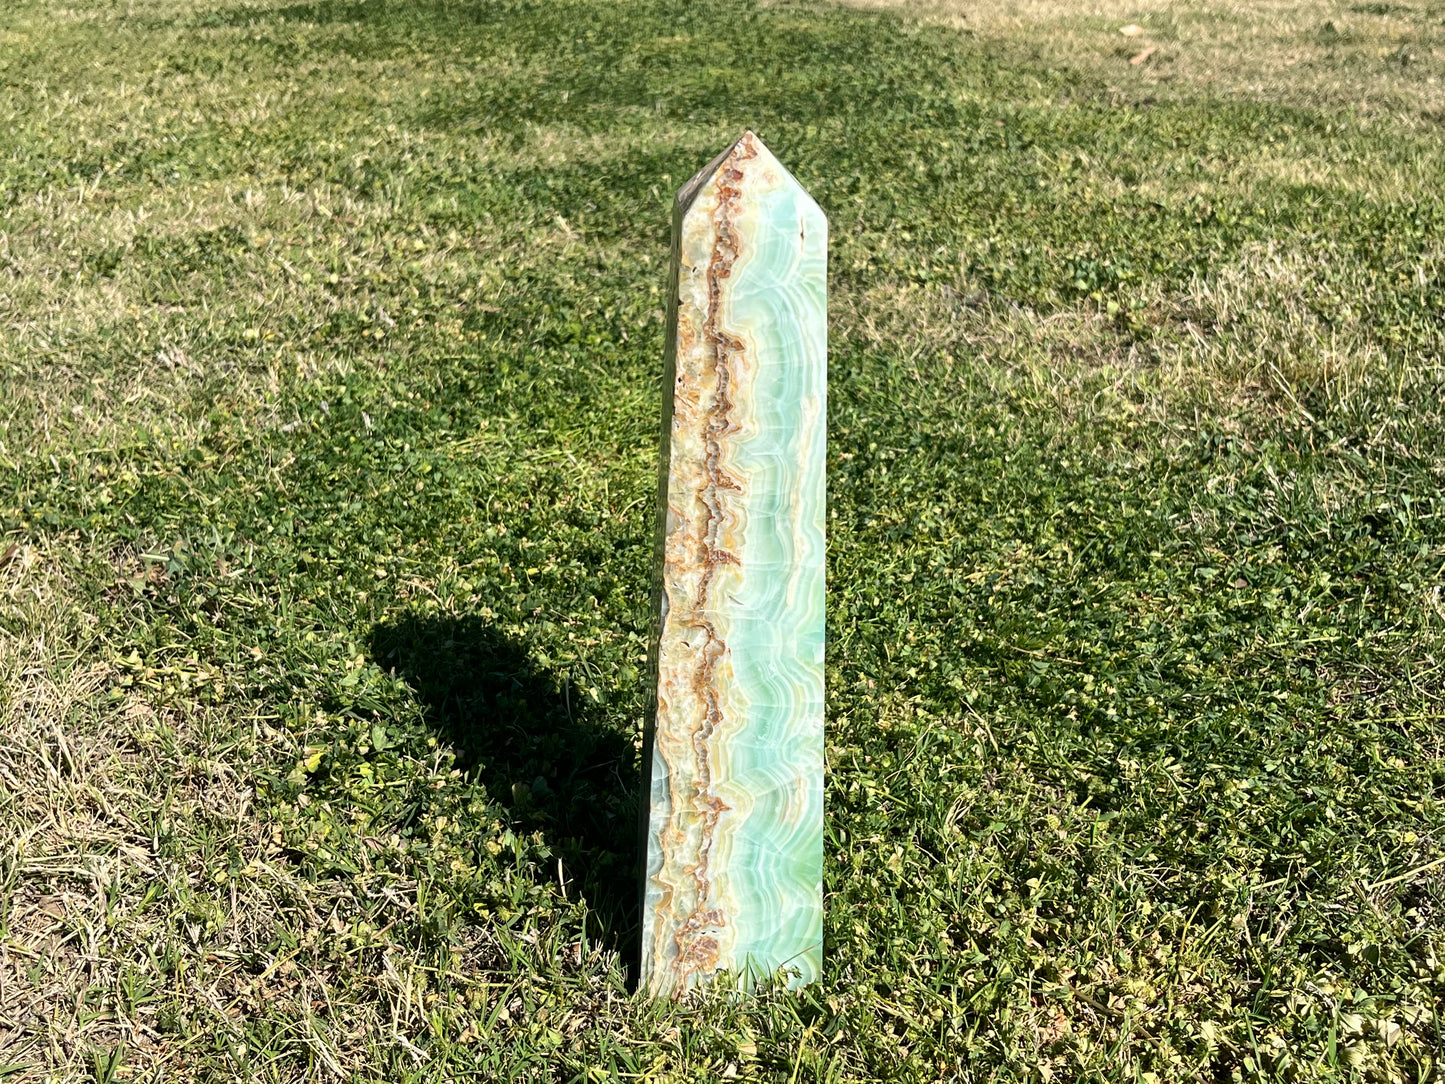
[{"xmin": 639, "ymin": 132, "xmax": 826, "ymax": 997}]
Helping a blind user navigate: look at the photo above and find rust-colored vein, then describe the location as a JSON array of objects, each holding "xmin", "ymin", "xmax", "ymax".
[{"xmin": 664, "ymin": 138, "xmax": 757, "ymax": 991}]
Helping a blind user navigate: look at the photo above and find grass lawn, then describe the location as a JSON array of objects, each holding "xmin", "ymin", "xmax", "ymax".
[{"xmin": 1, "ymin": 0, "xmax": 1443, "ymax": 1079}]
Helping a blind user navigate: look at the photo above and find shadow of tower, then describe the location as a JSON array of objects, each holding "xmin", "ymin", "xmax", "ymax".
[{"xmin": 367, "ymin": 614, "xmax": 641, "ymax": 959}]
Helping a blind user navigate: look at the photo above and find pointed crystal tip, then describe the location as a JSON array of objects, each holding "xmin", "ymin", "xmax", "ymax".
[{"xmin": 675, "ymin": 130, "xmax": 769, "ymax": 212}]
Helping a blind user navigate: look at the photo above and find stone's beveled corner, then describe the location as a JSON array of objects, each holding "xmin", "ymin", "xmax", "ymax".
[
  {"xmin": 672, "ymin": 130, "xmax": 826, "ymax": 241},
  {"xmin": 639, "ymin": 133, "xmax": 827, "ymax": 998}
]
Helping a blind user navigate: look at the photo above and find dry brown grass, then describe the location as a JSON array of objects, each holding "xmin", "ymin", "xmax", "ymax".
[
  {"xmin": 0, "ymin": 550, "xmax": 502, "ymax": 1081},
  {"xmin": 837, "ymin": 0, "xmax": 1445, "ymax": 120},
  {"xmin": 840, "ymin": 231, "xmax": 1445, "ymax": 447}
]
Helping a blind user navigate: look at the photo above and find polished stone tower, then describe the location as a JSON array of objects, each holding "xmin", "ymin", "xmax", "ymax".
[{"xmin": 639, "ymin": 132, "xmax": 826, "ymax": 997}]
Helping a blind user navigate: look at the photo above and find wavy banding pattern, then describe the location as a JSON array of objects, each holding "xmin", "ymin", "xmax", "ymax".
[{"xmin": 639, "ymin": 132, "xmax": 826, "ymax": 997}]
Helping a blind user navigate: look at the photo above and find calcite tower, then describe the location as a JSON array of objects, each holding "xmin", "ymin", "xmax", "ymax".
[{"xmin": 639, "ymin": 132, "xmax": 826, "ymax": 997}]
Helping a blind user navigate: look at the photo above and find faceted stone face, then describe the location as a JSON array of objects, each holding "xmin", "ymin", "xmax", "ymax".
[{"xmin": 639, "ymin": 132, "xmax": 826, "ymax": 997}]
